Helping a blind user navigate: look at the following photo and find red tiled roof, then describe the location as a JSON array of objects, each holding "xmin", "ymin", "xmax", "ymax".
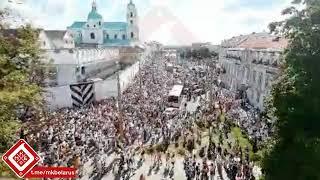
[
  {"xmin": 238, "ymin": 34, "xmax": 288, "ymax": 49},
  {"xmin": 223, "ymin": 32, "xmax": 288, "ymax": 49}
]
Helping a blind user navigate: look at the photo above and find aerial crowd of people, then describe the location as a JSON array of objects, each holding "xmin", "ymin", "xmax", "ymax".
[{"xmin": 22, "ymin": 50, "xmax": 270, "ymax": 180}]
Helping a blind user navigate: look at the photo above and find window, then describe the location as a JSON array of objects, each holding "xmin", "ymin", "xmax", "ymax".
[
  {"xmin": 130, "ymin": 12, "xmax": 133, "ymax": 17},
  {"xmin": 265, "ymin": 75, "xmax": 269, "ymax": 89},
  {"xmin": 87, "ymin": 24, "xmax": 89, "ymax": 28},
  {"xmin": 258, "ymin": 72, "xmax": 263, "ymax": 88},
  {"xmin": 122, "ymin": 34, "xmax": 126, "ymax": 40},
  {"xmin": 94, "ymin": 25, "xmax": 96, "ymax": 28},
  {"xmin": 130, "ymin": 20, "xmax": 133, "ymax": 24},
  {"xmin": 81, "ymin": 66, "xmax": 86, "ymax": 75},
  {"xmin": 131, "ymin": 32, "xmax": 134, "ymax": 39},
  {"xmin": 251, "ymin": 91, "xmax": 254, "ymax": 100},
  {"xmin": 256, "ymin": 91, "xmax": 260, "ymax": 103},
  {"xmin": 252, "ymin": 70, "xmax": 256, "ymax": 83},
  {"xmin": 90, "ymin": 33, "xmax": 95, "ymax": 39},
  {"xmin": 106, "ymin": 34, "xmax": 109, "ymax": 39},
  {"xmin": 99, "ymin": 21, "xmax": 101, "ymax": 26},
  {"xmin": 114, "ymin": 34, "xmax": 118, "ymax": 39}
]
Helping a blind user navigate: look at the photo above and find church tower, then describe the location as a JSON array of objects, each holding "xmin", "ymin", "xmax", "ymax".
[
  {"xmin": 83, "ymin": 0, "xmax": 104, "ymax": 44},
  {"xmin": 127, "ymin": 0, "xmax": 139, "ymax": 42}
]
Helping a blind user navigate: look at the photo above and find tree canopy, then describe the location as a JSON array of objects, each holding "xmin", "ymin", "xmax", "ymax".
[
  {"xmin": 180, "ymin": 47, "xmax": 218, "ymax": 59},
  {"xmin": 263, "ymin": 0, "xmax": 320, "ymax": 179},
  {"xmin": 0, "ymin": 11, "xmax": 45, "ymax": 153}
]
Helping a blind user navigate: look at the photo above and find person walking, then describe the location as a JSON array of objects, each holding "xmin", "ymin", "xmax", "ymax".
[
  {"xmin": 209, "ymin": 163, "xmax": 215, "ymax": 180},
  {"xmin": 195, "ymin": 163, "xmax": 201, "ymax": 180},
  {"xmin": 140, "ymin": 174, "xmax": 146, "ymax": 180}
]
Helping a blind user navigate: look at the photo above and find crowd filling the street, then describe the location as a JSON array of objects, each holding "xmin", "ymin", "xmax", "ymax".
[{"xmin": 22, "ymin": 52, "xmax": 269, "ymax": 180}]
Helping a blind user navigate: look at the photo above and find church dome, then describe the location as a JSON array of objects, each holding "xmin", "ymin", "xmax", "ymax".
[
  {"xmin": 87, "ymin": 1, "xmax": 102, "ymax": 20},
  {"xmin": 127, "ymin": 0, "xmax": 135, "ymax": 7},
  {"xmin": 88, "ymin": 9, "xmax": 102, "ymax": 20}
]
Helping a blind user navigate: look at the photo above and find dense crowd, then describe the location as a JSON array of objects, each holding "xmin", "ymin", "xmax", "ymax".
[{"xmin": 22, "ymin": 51, "xmax": 268, "ymax": 180}]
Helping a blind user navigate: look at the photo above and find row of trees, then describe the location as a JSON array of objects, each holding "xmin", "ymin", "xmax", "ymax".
[
  {"xmin": 180, "ymin": 47, "xmax": 219, "ymax": 59},
  {"xmin": 262, "ymin": 0, "xmax": 320, "ymax": 179}
]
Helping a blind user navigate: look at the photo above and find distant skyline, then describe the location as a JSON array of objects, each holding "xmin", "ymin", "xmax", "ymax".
[{"xmin": 1, "ymin": 0, "xmax": 292, "ymax": 45}]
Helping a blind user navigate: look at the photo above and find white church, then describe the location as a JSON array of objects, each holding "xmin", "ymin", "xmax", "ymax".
[
  {"xmin": 34, "ymin": 0, "xmax": 143, "ymax": 87},
  {"xmin": 3, "ymin": 0, "xmax": 146, "ymax": 109},
  {"xmin": 67, "ymin": 0, "xmax": 139, "ymax": 47}
]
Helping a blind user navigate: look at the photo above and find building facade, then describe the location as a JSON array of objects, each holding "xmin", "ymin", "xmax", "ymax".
[
  {"xmin": 1, "ymin": 1, "xmax": 145, "ymax": 110},
  {"xmin": 219, "ymin": 32, "xmax": 287, "ymax": 110},
  {"xmin": 35, "ymin": 0, "xmax": 142, "ymax": 86},
  {"xmin": 67, "ymin": 0, "xmax": 139, "ymax": 47},
  {"xmin": 37, "ymin": 30, "xmax": 121, "ymax": 86}
]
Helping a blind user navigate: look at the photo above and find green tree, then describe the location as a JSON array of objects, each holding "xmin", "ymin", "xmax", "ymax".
[
  {"xmin": 185, "ymin": 49, "xmax": 192, "ymax": 58},
  {"xmin": 0, "ymin": 11, "xmax": 45, "ymax": 153},
  {"xmin": 211, "ymin": 51, "xmax": 219, "ymax": 59},
  {"xmin": 263, "ymin": 0, "xmax": 320, "ymax": 179},
  {"xmin": 191, "ymin": 49, "xmax": 198, "ymax": 58},
  {"xmin": 198, "ymin": 48, "xmax": 211, "ymax": 58}
]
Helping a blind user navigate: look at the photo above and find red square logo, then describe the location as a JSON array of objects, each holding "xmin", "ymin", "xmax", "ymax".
[{"xmin": 1, "ymin": 139, "xmax": 41, "ymax": 178}]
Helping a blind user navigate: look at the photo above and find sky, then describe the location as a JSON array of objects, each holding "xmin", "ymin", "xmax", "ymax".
[{"xmin": 0, "ymin": 0, "xmax": 292, "ymax": 45}]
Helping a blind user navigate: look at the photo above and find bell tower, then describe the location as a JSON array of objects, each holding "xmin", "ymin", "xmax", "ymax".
[{"xmin": 127, "ymin": 0, "xmax": 139, "ymax": 41}]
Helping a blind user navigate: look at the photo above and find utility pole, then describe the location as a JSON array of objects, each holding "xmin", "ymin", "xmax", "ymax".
[
  {"xmin": 139, "ymin": 58, "xmax": 143, "ymax": 113},
  {"xmin": 139, "ymin": 57, "xmax": 141, "ymax": 86},
  {"xmin": 116, "ymin": 61, "xmax": 124, "ymax": 141},
  {"xmin": 209, "ymin": 61, "xmax": 214, "ymax": 110}
]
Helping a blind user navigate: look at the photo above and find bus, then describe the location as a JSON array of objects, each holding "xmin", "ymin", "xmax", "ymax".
[{"xmin": 168, "ymin": 85, "xmax": 184, "ymax": 108}]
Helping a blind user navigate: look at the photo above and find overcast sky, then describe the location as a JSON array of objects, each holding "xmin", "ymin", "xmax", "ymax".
[{"xmin": 1, "ymin": 0, "xmax": 292, "ymax": 45}]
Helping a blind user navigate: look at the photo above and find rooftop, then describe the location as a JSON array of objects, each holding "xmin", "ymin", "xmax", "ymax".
[
  {"xmin": 68, "ymin": 22, "xmax": 86, "ymax": 29},
  {"xmin": 222, "ymin": 32, "xmax": 288, "ymax": 49},
  {"xmin": 68, "ymin": 22, "xmax": 128, "ymax": 30},
  {"xmin": 87, "ymin": 9, "xmax": 102, "ymax": 20},
  {"xmin": 103, "ymin": 22, "xmax": 127, "ymax": 30},
  {"xmin": 238, "ymin": 34, "xmax": 288, "ymax": 49},
  {"xmin": 169, "ymin": 85, "xmax": 184, "ymax": 97},
  {"xmin": 88, "ymin": 0, "xmax": 103, "ymax": 20}
]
